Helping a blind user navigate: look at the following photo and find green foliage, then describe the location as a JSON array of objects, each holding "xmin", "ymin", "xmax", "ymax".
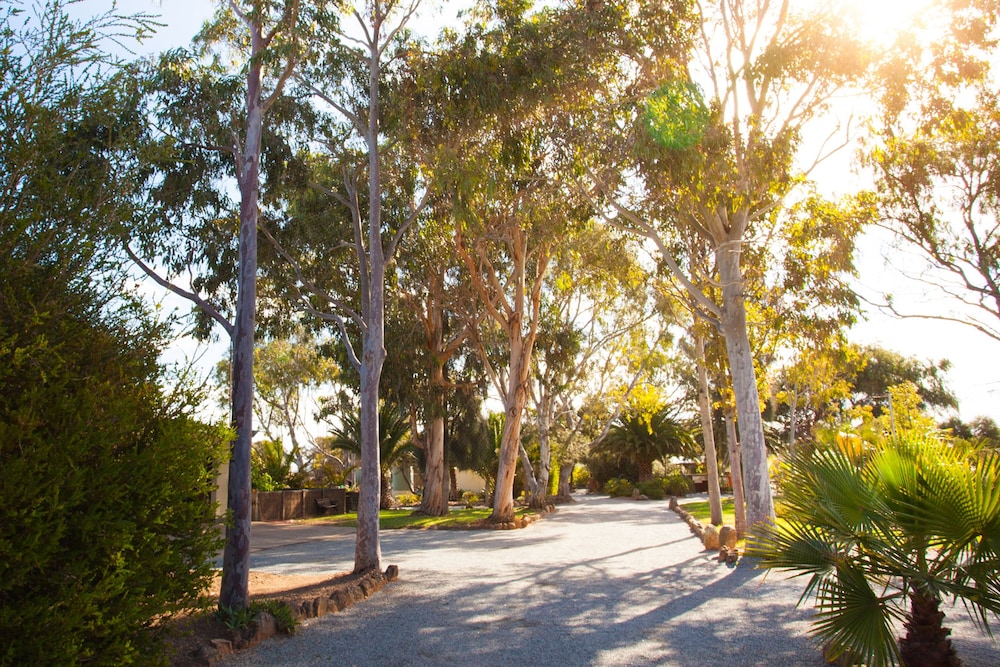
[
  {"xmin": 395, "ymin": 492, "xmax": 420, "ymax": 506},
  {"xmin": 572, "ymin": 464, "xmax": 591, "ymax": 490},
  {"xmin": 749, "ymin": 433, "xmax": 1000, "ymax": 667},
  {"xmin": 603, "ymin": 477, "xmax": 635, "ymax": 498},
  {"xmin": 592, "ymin": 405, "xmax": 697, "ymax": 481},
  {"xmin": 636, "ymin": 479, "xmax": 666, "ymax": 500},
  {"xmin": 644, "ymin": 81, "xmax": 710, "ymax": 150},
  {"xmin": 662, "ymin": 471, "xmax": 694, "ymax": 497},
  {"xmin": 462, "ymin": 491, "xmax": 481, "ymax": 507},
  {"xmin": 216, "ymin": 600, "xmax": 298, "ymax": 635},
  {"xmin": 0, "ymin": 265, "xmax": 229, "ymax": 665},
  {"xmin": 251, "ymin": 439, "xmax": 295, "ymax": 490}
]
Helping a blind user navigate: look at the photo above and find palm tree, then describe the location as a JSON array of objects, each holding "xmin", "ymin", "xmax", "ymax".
[
  {"xmin": 251, "ymin": 439, "xmax": 295, "ymax": 490},
  {"xmin": 749, "ymin": 434, "xmax": 1000, "ymax": 667},
  {"xmin": 329, "ymin": 401, "xmax": 417, "ymax": 509},
  {"xmin": 592, "ymin": 408, "xmax": 697, "ymax": 482}
]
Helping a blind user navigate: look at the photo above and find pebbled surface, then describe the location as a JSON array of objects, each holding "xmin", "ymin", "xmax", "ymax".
[{"xmin": 220, "ymin": 494, "xmax": 1000, "ymax": 667}]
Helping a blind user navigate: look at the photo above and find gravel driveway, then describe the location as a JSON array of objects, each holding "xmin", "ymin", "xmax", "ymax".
[{"xmin": 220, "ymin": 494, "xmax": 999, "ymax": 666}]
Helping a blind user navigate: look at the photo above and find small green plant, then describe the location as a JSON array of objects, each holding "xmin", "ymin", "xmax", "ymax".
[
  {"xmin": 662, "ymin": 472, "xmax": 693, "ymax": 496},
  {"xmin": 461, "ymin": 490, "xmax": 480, "ymax": 508},
  {"xmin": 216, "ymin": 600, "xmax": 299, "ymax": 635},
  {"xmin": 395, "ymin": 492, "xmax": 420, "ymax": 506},
  {"xmin": 602, "ymin": 477, "xmax": 635, "ymax": 497},
  {"xmin": 254, "ymin": 599, "xmax": 299, "ymax": 634},
  {"xmin": 636, "ymin": 479, "xmax": 665, "ymax": 500},
  {"xmin": 572, "ymin": 464, "xmax": 591, "ymax": 489}
]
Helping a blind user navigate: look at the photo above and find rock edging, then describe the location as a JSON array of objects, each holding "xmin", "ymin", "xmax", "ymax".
[
  {"xmin": 186, "ymin": 565, "xmax": 399, "ymax": 666},
  {"xmin": 668, "ymin": 497, "xmax": 741, "ymax": 565}
]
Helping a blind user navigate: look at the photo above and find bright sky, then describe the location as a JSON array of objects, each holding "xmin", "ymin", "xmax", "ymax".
[{"xmin": 94, "ymin": 0, "xmax": 999, "ymax": 422}]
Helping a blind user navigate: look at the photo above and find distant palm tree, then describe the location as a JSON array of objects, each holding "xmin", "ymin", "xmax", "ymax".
[
  {"xmin": 750, "ymin": 434, "xmax": 1000, "ymax": 667},
  {"xmin": 329, "ymin": 401, "xmax": 417, "ymax": 509},
  {"xmin": 592, "ymin": 408, "xmax": 697, "ymax": 482},
  {"xmin": 251, "ymin": 439, "xmax": 294, "ymax": 490}
]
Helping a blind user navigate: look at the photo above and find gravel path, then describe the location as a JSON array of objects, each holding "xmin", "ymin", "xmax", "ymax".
[{"xmin": 220, "ymin": 494, "xmax": 999, "ymax": 666}]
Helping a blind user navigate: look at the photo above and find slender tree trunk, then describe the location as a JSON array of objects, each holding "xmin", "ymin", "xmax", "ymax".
[
  {"xmin": 490, "ymin": 231, "xmax": 540, "ymax": 523},
  {"xmin": 355, "ymin": 24, "xmax": 386, "ymax": 574},
  {"xmin": 789, "ymin": 382, "xmax": 797, "ymax": 457},
  {"xmin": 725, "ymin": 408, "xmax": 748, "ymax": 538},
  {"xmin": 492, "ymin": 340, "xmax": 530, "ymax": 522},
  {"xmin": 521, "ymin": 392, "xmax": 551, "ymax": 509},
  {"xmin": 695, "ymin": 330, "xmax": 724, "ymax": 526},
  {"xmin": 716, "ymin": 242, "xmax": 775, "ymax": 529},
  {"xmin": 900, "ymin": 590, "xmax": 960, "ymax": 667},
  {"xmin": 419, "ymin": 276, "xmax": 449, "ymax": 515},
  {"xmin": 219, "ymin": 27, "xmax": 265, "ymax": 611}
]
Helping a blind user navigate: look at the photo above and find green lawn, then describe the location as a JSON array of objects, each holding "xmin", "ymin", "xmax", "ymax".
[
  {"xmin": 677, "ymin": 497, "xmax": 736, "ymax": 526},
  {"xmin": 308, "ymin": 506, "xmax": 534, "ymax": 529}
]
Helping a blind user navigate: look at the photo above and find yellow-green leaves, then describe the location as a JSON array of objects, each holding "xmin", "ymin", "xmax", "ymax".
[{"xmin": 643, "ymin": 81, "xmax": 709, "ymax": 150}]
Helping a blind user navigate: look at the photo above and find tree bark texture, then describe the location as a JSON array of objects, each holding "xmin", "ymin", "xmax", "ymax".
[
  {"xmin": 418, "ymin": 289, "xmax": 450, "ymax": 516},
  {"xmin": 725, "ymin": 408, "xmax": 748, "ymax": 539},
  {"xmin": 695, "ymin": 330, "xmax": 724, "ymax": 526},
  {"xmin": 492, "ymin": 336, "xmax": 530, "ymax": 522},
  {"xmin": 219, "ymin": 22, "xmax": 265, "ymax": 611},
  {"xmin": 556, "ymin": 461, "xmax": 575, "ymax": 500},
  {"xmin": 354, "ymin": 20, "xmax": 386, "ymax": 573},
  {"xmin": 716, "ymin": 241, "xmax": 775, "ymax": 529},
  {"xmin": 900, "ymin": 591, "xmax": 960, "ymax": 667},
  {"xmin": 521, "ymin": 389, "xmax": 551, "ymax": 509}
]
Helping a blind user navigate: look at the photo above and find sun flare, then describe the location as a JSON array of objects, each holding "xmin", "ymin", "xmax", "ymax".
[{"xmin": 840, "ymin": 0, "xmax": 938, "ymax": 47}]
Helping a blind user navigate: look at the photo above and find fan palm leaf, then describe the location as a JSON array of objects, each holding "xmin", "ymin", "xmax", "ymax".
[{"xmin": 750, "ymin": 433, "xmax": 1000, "ymax": 666}]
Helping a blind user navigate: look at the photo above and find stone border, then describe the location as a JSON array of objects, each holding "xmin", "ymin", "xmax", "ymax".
[
  {"xmin": 186, "ymin": 566, "xmax": 399, "ymax": 666},
  {"xmin": 668, "ymin": 497, "xmax": 741, "ymax": 565}
]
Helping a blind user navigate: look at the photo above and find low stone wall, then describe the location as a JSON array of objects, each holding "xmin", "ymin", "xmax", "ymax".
[
  {"xmin": 251, "ymin": 488, "xmax": 347, "ymax": 521},
  {"xmin": 189, "ymin": 566, "xmax": 400, "ymax": 666}
]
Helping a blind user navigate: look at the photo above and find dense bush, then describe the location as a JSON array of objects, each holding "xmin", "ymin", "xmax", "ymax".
[
  {"xmin": 395, "ymin": 492, "xmax": 420, "ymax": 506},
  {"xmin": 636, "ymin": 479, "xmax": 666, "ymax": 500},
  {"xmin": 572, "ymin": 464, "xmax": 591, "ymax": 490},
  {"xmin": 0, "ymin": 267, "xmax": 229, "ymax": 666},
  {"xmin": 662, "ymin": 472, "xmax": 694, "ymax": 496},
  {"xmin": 603, "ymin": 477, "xmax": 635, "ymax": 497}
]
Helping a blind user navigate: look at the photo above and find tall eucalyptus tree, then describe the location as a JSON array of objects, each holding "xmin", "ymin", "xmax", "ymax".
[
  {"xmin": 128, "ymin": 1, "xmax": 311, "ymax": 609},
  {"xmin": 264, "ymin": 0, "xmax": 429, "ymax": 571},
  {"xmin": 585, "ymin": 0, "xmax": 870, "ymax": 529}
]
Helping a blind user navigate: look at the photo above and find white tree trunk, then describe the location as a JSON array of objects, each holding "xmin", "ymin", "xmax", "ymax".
[
  {"xmin": 716, "ymin": 242, "xmax": 775, "ymax": 530},
  {"xmin": 725, "ymin": 408, "xmax": 748, "ymax": 539},
  {"xmin": 219, "ymin": 23, "xmax": 265, "ymax": 611},
  {"xmin": 354, "ymin": 23, "xmax": 386, "ymax": 573},
  {"xmin": 695, "ymin": 330, "xmax": 724, "ymax": 526}
]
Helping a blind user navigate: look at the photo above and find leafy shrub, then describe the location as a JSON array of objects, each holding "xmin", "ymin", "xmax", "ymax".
[
  {"xmin": 395, "ymin": 492, "xmax": 420, "ymax": 506},
  {"xmin": 662, "ymin": 472, "xmax": 694, "ymax": 496},
  {"xmin": 217, "ymin": 600, "xmax": 298, "ymax": 635},
  {"xmin": 461, "ymin": 490, "xmax": 480, "ymax": 507},
  {"xmin": 603, "ymin": 477, "xmax": 635, "ymax": 497},
  {"xmin": 572, "ymin": 465, "xmax": 591, "ymax": 489},
  {"xmin": 637, "ymin": 479, "xmax": 666, "ymax": 500},
  {"xmin": 751, "ymin": 434, "xmax": 1000, "ymax": 667},
  {"xmin": 0, "ymin": 266, "xmax": 229, "ymax": 665}
]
